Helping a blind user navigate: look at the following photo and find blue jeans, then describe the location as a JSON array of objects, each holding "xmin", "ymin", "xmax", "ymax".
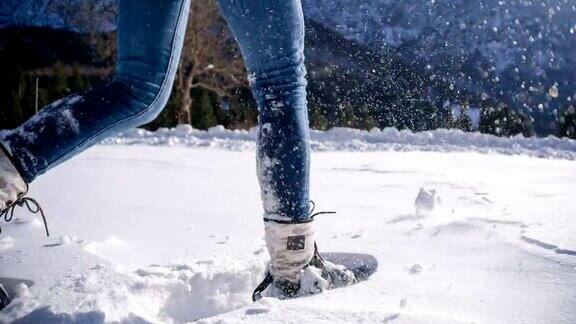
[{"xmin": 0, "ymin": 0, "xmax": 311, "ymax": 221}]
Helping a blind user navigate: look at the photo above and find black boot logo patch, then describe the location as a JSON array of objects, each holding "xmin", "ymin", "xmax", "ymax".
[{"xmin": 287, "ymin": 235, "xmax": 306, "ymax": 250}]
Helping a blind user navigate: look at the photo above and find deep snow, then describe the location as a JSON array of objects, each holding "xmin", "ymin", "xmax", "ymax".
[{"xmin": 0, "ymin": 127, "xmax": 575, "ymax": 323}]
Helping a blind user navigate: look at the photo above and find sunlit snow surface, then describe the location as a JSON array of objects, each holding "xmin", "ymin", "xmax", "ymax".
[
  {"xmin": 105, "ymin": 125, "xmax": 576, "ymax": 159},
  {"xmin": 1, "ymin": 127, "xmax": 575, "ymax": 323}
]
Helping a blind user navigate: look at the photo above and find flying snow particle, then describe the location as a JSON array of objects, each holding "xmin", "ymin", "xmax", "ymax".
[
  {"xmin": 415, "ymin": 188, "xmax": 439, "ymax": 215},
  {"xmin": 59, "ymin": 235, "xmax": 72, "ymax": 245},
  {"xmin": 548, "ymin": 85, "xmax": 559, "ymax": 98}
]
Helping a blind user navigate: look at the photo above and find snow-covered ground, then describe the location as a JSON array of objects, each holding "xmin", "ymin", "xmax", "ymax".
[
  {"xmin": 1, "ymin": 127, "xmax": 575, "ymax": 323},
  {"xmin": 104, "ymin": 125, "xmax": 576, "ymax": 160}
]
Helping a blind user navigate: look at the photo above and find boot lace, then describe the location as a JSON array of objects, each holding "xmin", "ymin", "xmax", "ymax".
[
  {"xmin": 0, "ymin": 196, "xmax": 49, "ymax": 237},
  {"xmin": 309, "ymin": 200, "xmax": 336, "ymax": 218}
]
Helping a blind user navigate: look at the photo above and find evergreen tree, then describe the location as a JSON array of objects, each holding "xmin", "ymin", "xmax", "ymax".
[
  {"xmin": 191, "ymin": 89, "xmax": 216, "ymax": 130},
  {"xmin": 50, "ymin": 61, "xmax": 71, "ymax": 99},
  {"xmin": 456, "ymin": 105, "xmax": 473, "ymax": 132},
  {"xmin": 412, "ymin": 99, "xmax": 438, "ymax": 131},
  {"xmin": 308, "ymin": 101, "xmax": 328, "ymax": 130},
  {"xmin": 11, "ymin": 73, "xmax": 27, "ymax": 123},
  {"xmin": 356, "ymin": 104, "xmax": 378, "ymax": 130},
  {"xmin": 437, "ymin": 102, "xmax": 455, "ymax": 129},
  {"xmin": 557, "ymin": 105, "xmax": 576, "ymax": 139},
  {"xmin": 70, "ymin": 64, "xmax": 88, "ymax": 92},
  {"xmin": 337, "ymin": 100, "xmax": 355, "ymax": 128},
  {"xmin": 479, "ymin": 102, "xmax": 533, "ymax": 137}
]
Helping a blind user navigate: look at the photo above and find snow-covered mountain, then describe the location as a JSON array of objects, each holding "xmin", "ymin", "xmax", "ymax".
[
  {"xmin": 303, "ymin": 0, "xmax": 576, "ymax": 131},
  {"xmin": 0, "ymin": 0, "xmax": 115, "ymax": 31},
  {"xmin": 0, "ymin": 0, "xmax": 67, "ymax": 29},
  {"xmin": 2, "ymin": 0, "xmax": 575, "ymax": 133}
]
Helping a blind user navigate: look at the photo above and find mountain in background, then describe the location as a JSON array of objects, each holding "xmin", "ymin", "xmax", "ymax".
[
  {"xmin": 1, "ymin": 0, "xmax": 574, "ymax": 135},
  {"xmin": 0, "ymin": 0, "xmax": 63, "ymax": 28},
  {"xmin": 0, "ymin": 0, "xmax": 115, "ymax": 31},
  {"xmin": 303, "ymin": 0, "xmax": 576, "ymax": 134}
]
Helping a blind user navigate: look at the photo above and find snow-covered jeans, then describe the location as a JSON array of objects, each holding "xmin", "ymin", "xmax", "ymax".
[{"xmin": 0, "ymin": 0, "xmax": 311, "ymax": 221}]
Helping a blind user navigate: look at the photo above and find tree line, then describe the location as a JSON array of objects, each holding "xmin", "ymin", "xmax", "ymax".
[{"xmin": 0, "ymin": 0, "xmax": 574, "ymax": 139}]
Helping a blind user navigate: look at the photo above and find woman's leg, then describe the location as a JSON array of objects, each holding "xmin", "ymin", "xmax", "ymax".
[
  {"xmin": 218, "ymin": 0, "xmax": 313, "ymax": 293},
  {"xmin": 218, "ymin": 0, "xmax": 311, "ymax": 222},
  {"xmin": 0, "ymin": 0, "xmax": 190, "ymax": 183}
]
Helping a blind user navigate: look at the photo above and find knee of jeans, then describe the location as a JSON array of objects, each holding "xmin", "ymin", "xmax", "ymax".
[
  {"xmin": 113, "ymin": 75, "xmax": 173, "ymax": 125},
  {"xmin": 250, "ymin": 60, "xmax": 307, "ymax": 91}
]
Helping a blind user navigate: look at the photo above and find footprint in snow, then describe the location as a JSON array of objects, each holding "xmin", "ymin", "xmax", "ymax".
[
  {"xmin": 245, "ymin": 308, "xmax": 270, "ymax": 315},
  {"xmin": 399, "ymin": 298, "xmax": 407, "ymax": 308},
  {"xmin": 216, "ymin": 236, "xmax": 230, "ymax": 244},
  {"xmin": 253, "ymin": 247, "xmax": 265, "ymax": 255},
  {"xmin": 408, "ymin": 264, "xmax": 423, "ymax": 274}
]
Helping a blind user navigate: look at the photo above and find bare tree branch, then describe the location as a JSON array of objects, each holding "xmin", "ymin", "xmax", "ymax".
[{"xmin": 174, "ymin": 0, "xmax": 248, "ymax": 124}]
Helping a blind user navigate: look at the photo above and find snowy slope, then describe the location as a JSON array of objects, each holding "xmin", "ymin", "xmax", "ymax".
[
  {"xmin": 0, "ymin": 128, "xmax": 575, "ymax": 323},
  {"xmin": 303, "ymin": 0, "xmax": 576, "ymax": 133},
  {"xmin": 303, "ymin": 0, "xmax": 576, "ymax": 92}
]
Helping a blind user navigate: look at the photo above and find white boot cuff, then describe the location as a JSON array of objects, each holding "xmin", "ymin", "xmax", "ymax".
[{"xmin": 264, "ymin": 220, "xmax": 315, "ymax": 283}]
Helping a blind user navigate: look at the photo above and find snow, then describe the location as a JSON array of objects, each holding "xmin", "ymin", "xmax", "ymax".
[
  {"xmin": 104, "ymin": 125, "xmax": 576, "ymax": 160},
  {"xmin": 1, "ymin": 127, "xmax": 575, "ymax": 323}
]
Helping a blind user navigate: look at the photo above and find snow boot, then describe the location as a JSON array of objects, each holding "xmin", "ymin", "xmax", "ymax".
[
  {"xmin": 252, "ymin": 207, "xmax": 356, "ymax": 301},
  {"xmin": 0, "ymin": 284, "xmax": 9, "ymax": 311},
  {"xmin": 0, "ymin": 147, "xmax": 49, "ymax": 237}
]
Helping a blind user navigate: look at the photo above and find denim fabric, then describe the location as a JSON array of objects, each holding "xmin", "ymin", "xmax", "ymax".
[
  {"xmin": 1, "ymin": 0, "xmax": 311, "ymax": 221},
  {"xmin": 219, "ymin": 0, "xmax": 311, "ymax": 221},
  {"xmin": 1, "ymin": 0, "xmax": 190, "ymax": 182}
]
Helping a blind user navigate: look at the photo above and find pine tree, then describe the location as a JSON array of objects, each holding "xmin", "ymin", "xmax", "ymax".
[
  {"xmin": 308, "ymin": 102, "xmax": 328, "ymax": 130},
  {"xmin": 479, "ymin": 102, "xmax": 533, "ymax": 137},
  {"xmin": 51, "ymin": 61, "xmax": 70, "ymax": 99},
  {"xmin": 70, "ymin": 64, "xmax": 87, "ymax": 92},
  {"xmin": 191, "ymin": 89, "xmax": 216, "ymax": 130},
  {"xmin": 456, "ymin": 105, "xmax": 472, "ymax": 132},
  {"xmin": 11, "ymin": 73, "xmax": 27, "ymax": 123},
  {"xmin": 557, "ymin": 105, "xmax": 576, "ymax": 139}
]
